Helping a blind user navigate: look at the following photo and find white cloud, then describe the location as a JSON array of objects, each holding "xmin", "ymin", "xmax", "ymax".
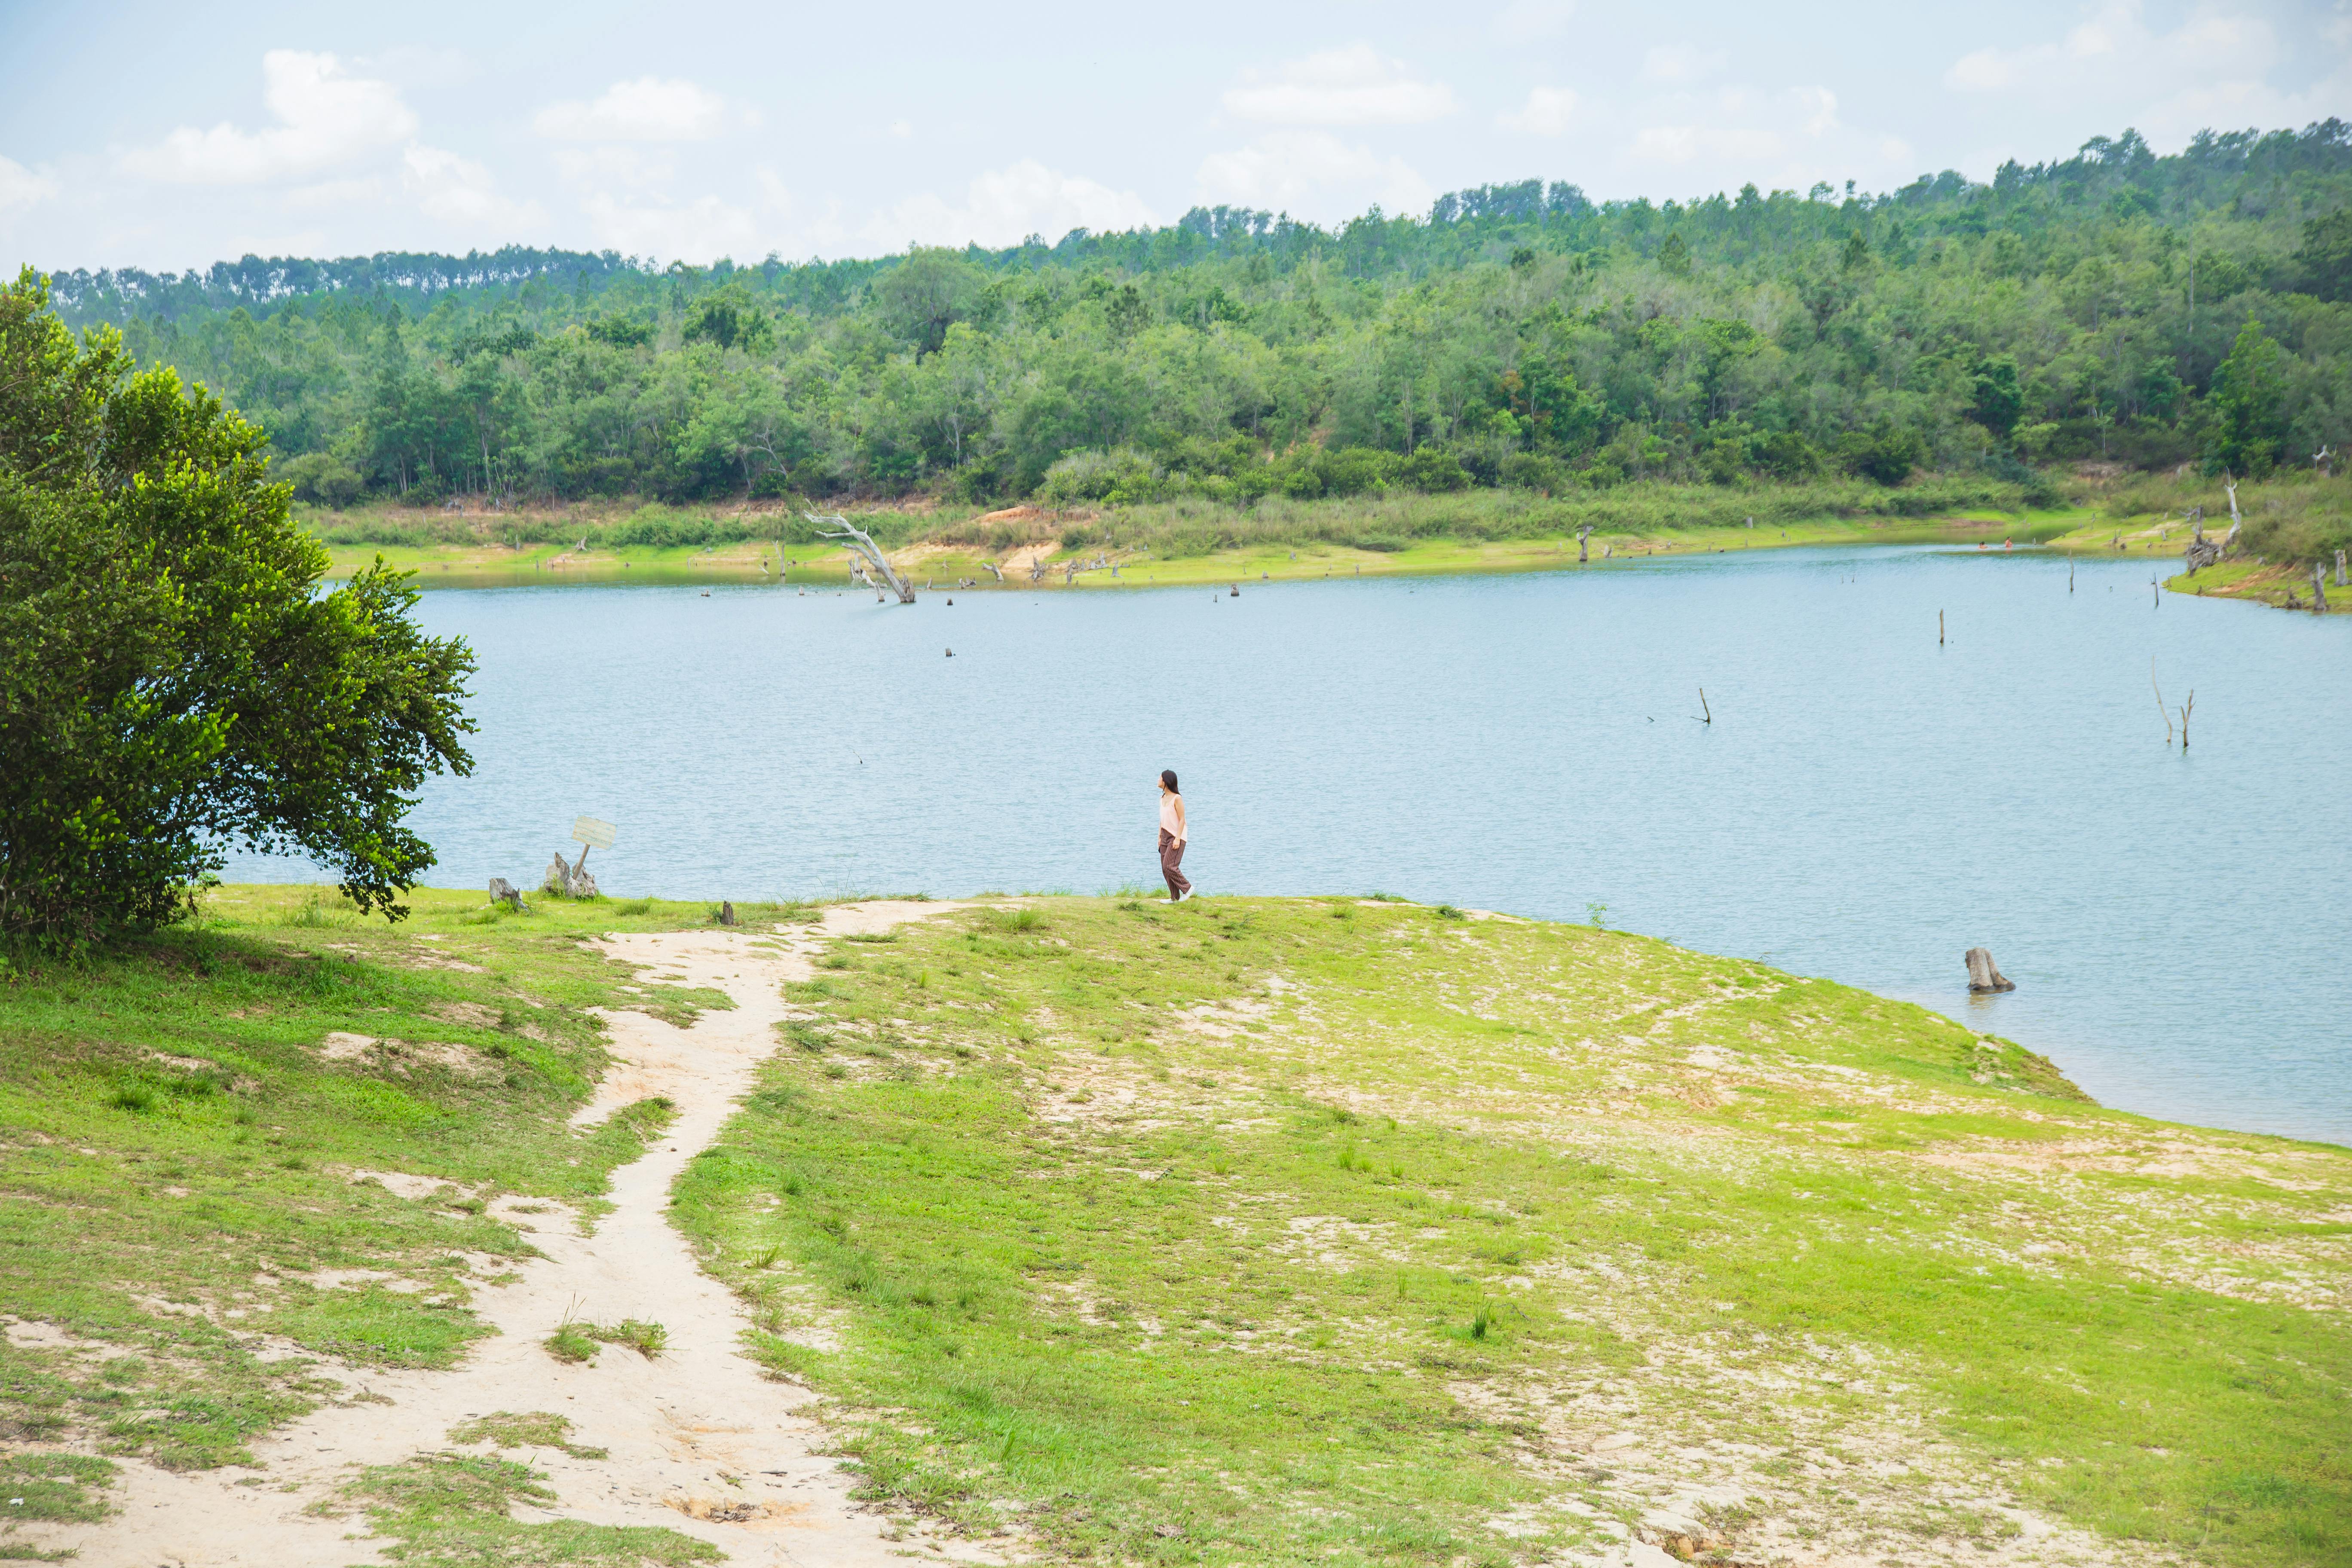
[
  {"xmin": 1630, "ymin": 123, "xmax": 1784, "ymax": 165},
  {"xmin": 1223, "ymin": 44, "xmax": 1457, "ymax": 127},
  {"xmin": 283, "ymin": 176, "xmax": 385, "ymax": 209},
  {"xmin": 554, "ymin": 145, "xmax": 677, "ymax": 191},
  {"xmin": 1626, "ymin": 83, "xmax": 1908, "ymax": 190},
  {"xmin": 863, "ymin": 160, "xmax": 1157, "ymax": 249},
  {"xmin": 1793, "ymin": 86, "xmax": 1841, "ymax": 138},
  {"xmin": 888, "ymin": 119, "xmax": 914, "ymax": 140},
  {"xmin": 1195, "ymin": 131, "xmax": 1432, "ymax": 217},
  {"xmin": 1640, "ymin": 46, "xmax": 1728, "ymax": 84},
  {"xmin": 583, "ymin": 192, "xmax": 761, "ymax": 262},
  {"xmin": 534, "ymin": 78, "xmax": 733, "ymax": 143},
  {"xmin": 0, "ymin": 154, "xmax": 58, "ymax": 213},
  {"xmin": 354, "ymin": 46, "xmax": 479, "ymax": 89},
  {"xmin": 1499, "ymin": 86, "xmax": 1578, "ymax": 136},
  {"xmin": 1492, "ymin": 0, "xmax": 1574, "ymax": 42},
  {"xmin": 401, "ymin": 144, "xmax": 544, "ymax": 235},
  {"xmin": 1936, "ymin": 0, "xmax": 2349, "ymax": 148},
  {"xmin": 120, "ymin": 51, "xmax": 416, "ymax": 185}
]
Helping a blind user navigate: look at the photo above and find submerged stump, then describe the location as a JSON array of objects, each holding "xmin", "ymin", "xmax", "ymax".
[{"xmin": 1965, "ymin": 947, "xmax": 2016, "ymax": 993}]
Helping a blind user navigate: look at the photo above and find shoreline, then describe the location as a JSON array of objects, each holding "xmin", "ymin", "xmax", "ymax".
[{"xmin": 327, "ymin": 508, "xmax": 2093, "ymax": 591}]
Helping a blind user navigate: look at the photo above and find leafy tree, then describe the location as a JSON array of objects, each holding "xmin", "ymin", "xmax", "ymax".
[
  {"xmin": 1657, "ymin": 233, "xmax": 1691, "ymax": 276},
  {"xmin": 2295, "ymin": 209, "xmax": 2352, "ymax": 301},
  {"xmin": 682, "ymin": 288, "xmax": 772, "ymax": 353},
  {"xmin": 1967, "ymin": 356, "xmax": 2023, "ymax": 437},
  {"xmin": 586, "ymin": 314, "xmax": 654, "ymax": 348},
  {"xmin": 2208, "ymin": 316, "xmax": 2289, "ymax": 473},
  {"xmin": 1838, "ymin": 420, "xmax": 1924, "ymax": 485},
  {"xmin": 0, "ymin": 270, "xmax": 475, "ymax": 946},
  {"xmin": 875, "ymin": 248, "xmax": 986, "ymax": 359}
]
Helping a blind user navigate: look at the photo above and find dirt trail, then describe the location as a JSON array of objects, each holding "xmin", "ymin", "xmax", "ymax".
[{"xmin": 47, "ymin": 902, "xmax": 986, "ymax": 1568}]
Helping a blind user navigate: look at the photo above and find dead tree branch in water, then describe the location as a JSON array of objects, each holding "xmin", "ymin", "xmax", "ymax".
[{"xmin": 808, "ymin": 512, "xmax": 914, "ymax": 603}]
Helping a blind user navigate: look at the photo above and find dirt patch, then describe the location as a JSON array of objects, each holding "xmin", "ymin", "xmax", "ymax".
[{"xmin": 1001, "ymin": 540, "xmax": 1060, "ymax": 577}]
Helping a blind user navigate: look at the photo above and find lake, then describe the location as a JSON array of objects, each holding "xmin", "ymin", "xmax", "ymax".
[{"xmin": 229, "ymin": 546, "xmax": 2352, "ymax": 1145}]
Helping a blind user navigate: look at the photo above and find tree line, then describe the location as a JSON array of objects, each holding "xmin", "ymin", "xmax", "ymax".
[{"xmin": 37, "ymin": 119, "xmax": 2352, "ymax": 512}]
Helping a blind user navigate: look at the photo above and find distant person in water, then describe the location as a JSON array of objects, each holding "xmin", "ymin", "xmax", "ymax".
[{"xmin": 1157, "ymin": 770, "xmax": 1191, "ymax": 902}]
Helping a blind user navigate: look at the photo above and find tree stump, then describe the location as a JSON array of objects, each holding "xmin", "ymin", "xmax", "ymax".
[
  {"xmin": 543, "ymin": 851, "xmax": 598, "ymax": 899},
  {"xmin": 719, "ymin": 900, "xmax": 738, "ymax": 926},
  {"xmin": 488, "ymin": 877, "xmax": 524, "ymax": 910},
  {"xmin": 1965, "ymin": 947, "xmax": 2015, "ymax": 992}
]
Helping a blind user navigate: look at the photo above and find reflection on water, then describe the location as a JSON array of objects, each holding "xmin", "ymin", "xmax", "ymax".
[{"xmin": 227, "ymin": 546, "xmax": 2352, "ymax": 1145}]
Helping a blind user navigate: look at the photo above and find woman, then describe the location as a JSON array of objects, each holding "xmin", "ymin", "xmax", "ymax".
[{"xmin": 1157, "ymin": 769, "xmax": 1191, "ymax": 903}]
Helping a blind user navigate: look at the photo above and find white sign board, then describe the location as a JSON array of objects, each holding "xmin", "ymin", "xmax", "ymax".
[{"xmin": 571, "ymin": 816, "xmax": 617, "ymax": 850}]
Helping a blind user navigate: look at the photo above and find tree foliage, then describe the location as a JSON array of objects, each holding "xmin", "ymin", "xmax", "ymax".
[
  {"xmin": 0, "ymin": 270, "xmax": 476, "ymax": 946},
  {"xmin": 36, "ymin": 119, "xmax": 2352, "ymax": 507}
]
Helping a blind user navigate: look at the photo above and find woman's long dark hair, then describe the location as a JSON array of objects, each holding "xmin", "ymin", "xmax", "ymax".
[{"xmin": 1161, "ymin": 769, "xmax": 1179, "ymax": 793}]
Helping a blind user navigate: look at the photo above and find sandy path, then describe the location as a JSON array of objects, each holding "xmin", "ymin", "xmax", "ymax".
[{"xmin": 43, "ymin": 903, "xmax": 986, "ymax": 1568}]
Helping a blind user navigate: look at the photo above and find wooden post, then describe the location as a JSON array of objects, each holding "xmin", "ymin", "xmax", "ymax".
[
  {"xmin": 2179, "ymin": 692, "xmax": 2193, "ymax": 750},
  {"xmin": 1697, "ymin": 687, "xmax": 1711, "ymax": 724},
  {"xmin": 1578, "ymin": 524, "xmax": 1594, "ymax": 564},
  {"xmin": 2315, "ymin": 561, "xmax": 2330, "ymax": 614}
]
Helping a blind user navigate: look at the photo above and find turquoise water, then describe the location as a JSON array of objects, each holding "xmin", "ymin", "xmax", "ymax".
[{"xmin": 229, "ymin": 546, "xmax": 2352, "ymax": 1145}]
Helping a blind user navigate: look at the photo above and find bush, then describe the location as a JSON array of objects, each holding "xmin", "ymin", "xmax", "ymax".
[
  {"xmin": 276, "ymin": 451, "xmax": 366, "ymax": 508},
  {"xmin": 1035, "ymin": 448, "xmax": 1161, "ymax": 506},
  {"xmin": 1404, "ymin": 447, "xmax": 1471, "ymax": 492},
  {"xmin": 1838, "ymin": 421, "xmax": 1926, "ymax": 486}
]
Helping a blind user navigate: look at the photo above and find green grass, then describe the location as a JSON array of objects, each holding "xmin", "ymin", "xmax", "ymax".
[
  {"xmin": 672, "ymin": 895, "xmax": 2351, "ymax": 1567},
  {"xmin": 342, "ymin": 1451, "xmax": 716, "ymax": 1568},
  {"xmin": 5, "ymin": 885, "xmax": 2345, "ymax": 1565},
  {"xmin": 0, "ymin": 885, "xmax": 745, "ymax": 1482}
]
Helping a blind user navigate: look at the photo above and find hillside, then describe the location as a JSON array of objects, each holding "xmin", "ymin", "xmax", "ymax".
[
  {"xmin": 4, "ymin": 888, "xmax": 2344, "ymax": 1567},
  {"xmin": 21, "ymin": 119, "xmax": 2351, "ymax": 533}
]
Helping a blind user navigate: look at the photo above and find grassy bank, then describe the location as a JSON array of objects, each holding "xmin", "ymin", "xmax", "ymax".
[
  {"xmin": 2043, "ymin": 472, "xmax": 2352, "ymax": 612},
  {"xmin": 0, "ymin": 883, "xmax": 787, "ymax": 1559},
  {"xmin": 671, "ymin": 895, "xmax": 2349, "ymax": 1567},
  {"xmin": 302, "ymin": 480, "xmax": 2086, "ymax": 591},
  {"xmin": 6, "ymin": 888, "xmax": 2345, "ymax": 1566}
]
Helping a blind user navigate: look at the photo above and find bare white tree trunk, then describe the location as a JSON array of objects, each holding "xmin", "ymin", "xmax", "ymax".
[{"xmin": 810, "ymin": 513, "xmax": 914, "ymax": 602}]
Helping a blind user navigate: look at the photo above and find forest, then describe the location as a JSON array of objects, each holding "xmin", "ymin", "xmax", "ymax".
[{"xmin": 34, "ymin": 119, "xmax": 2352, "ymax": 513}]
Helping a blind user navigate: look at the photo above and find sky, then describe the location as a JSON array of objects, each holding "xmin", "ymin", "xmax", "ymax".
[{"xmin": 1, "ymin": 0, "xmax": 2347, "ymax": 273}]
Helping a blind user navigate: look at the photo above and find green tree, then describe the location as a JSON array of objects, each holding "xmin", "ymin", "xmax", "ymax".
[
  {"xmin": 2294, "ymin": 209, "xmax": 2352, "ymax": 301},
  {"xmin": 1657, "ymin": 232, "xmax": 1690, "ymax": 276},
  {"xmin": 874, "ymin": 248, "xmax": 987, "ymax": 359},
  {"xmin": 0, "ymin": 270, "xmax": 475, "ymax": 945},
  {"xmin": 1838, "ymin": 419, "xmax": 1924, "ymax": 484},
  {"xmin": 1967, "ymin": 355, "xmax": 2023, "ymax": 437},
  {"xmin": 681, "ymin": 286, "xmax": 772, "ymax": 353},
  {"xmin": 2208, "ymin": 316, "xmax": 2288, "ymax": 474}
]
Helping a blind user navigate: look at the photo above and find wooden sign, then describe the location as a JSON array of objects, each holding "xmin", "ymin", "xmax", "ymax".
[{"xmin": 571, "ymin": 816, "xmax": 617, "ymax": 850}]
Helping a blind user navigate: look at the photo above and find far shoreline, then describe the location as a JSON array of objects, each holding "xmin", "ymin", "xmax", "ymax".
[{"xmin": 326, "ymin": 507, "xmax": 2104, "ymax": 592}]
